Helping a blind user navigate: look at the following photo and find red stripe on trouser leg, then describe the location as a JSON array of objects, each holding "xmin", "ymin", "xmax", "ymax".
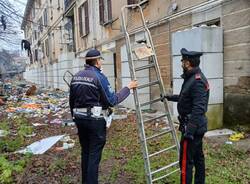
[{"xmin": 182, "ymin": 140, "xmax": 188, "ymax": 184}]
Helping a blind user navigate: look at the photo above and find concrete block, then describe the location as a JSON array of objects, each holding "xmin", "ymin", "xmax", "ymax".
[
  {"xmin": 172, "ymin": 26, "xmax": 223, "ymax": 55},
  {"xmin": 201, "ymin": 53, "xmax": 223, "ymax": 79},
  {"xmin": 173, "ymin": 78, "xmax": 223, "ymax": 104},
  {"xmin": 207, "ymin": 104, "xmax": 223, "ymax": 130},
  {"xmin": 172, "ymin": 56, "xmax": 182, "ymax": 78},
  {"xmin": 208, "ymin": 79, "xmax": 224, "ymax": 104}
]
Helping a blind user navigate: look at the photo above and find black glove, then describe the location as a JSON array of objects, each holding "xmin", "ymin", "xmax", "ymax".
[
  {"xmin": 184, "ymin": 123, "xmax": 197, "ymax": 140},
  {"xmin": 184, "ymin": 132, "xmax": 194, "ymax": 140},
  {"xmin": 165, "ymin": 95, "xmax": 171, "ymax": 100}
]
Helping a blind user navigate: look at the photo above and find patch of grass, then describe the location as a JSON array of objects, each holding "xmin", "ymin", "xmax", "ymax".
[
  {"xmin": 101, "ymin": 118, "xmax": 250, "ymax": 184},
  {"xmin": 123, "ymin": 154, "xmax": 145, "ymax": 184},
  {"xmin": 107, "ymin": 163, "xmax": 121, "ymax": 184},
  {"xmin": 62, "ymin": 175, "xmax": 74, "ymax": 184},
  {"xmin": 0, "ymin": 154, "xmax": 31, "ymax": 183},
  {"xmin": 48, "ymin": 158, "xmax": 67, "ymax": 173},
  {"xmin": 0, "ymin": 115, "xmax": 33, "ymax": 152},
  {"xmin": 206, "ymin": 144, "xmax": 250, "ymax": 184},
  {"xmin": 0, "ymin": 138, "xmax": 24, "ymax": 152},
  {"xmin": 0, "ymin": 118, "xmax": 9, "ymax": 132}
]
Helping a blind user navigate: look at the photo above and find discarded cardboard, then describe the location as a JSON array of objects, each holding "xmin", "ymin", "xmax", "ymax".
[
  {"xmin": 26, "ymin": 85, "xmax": 37, "ymax": 96},
  {"xmin": 134, "ymin": 45, "xmax": 154, "ymax": 59}
]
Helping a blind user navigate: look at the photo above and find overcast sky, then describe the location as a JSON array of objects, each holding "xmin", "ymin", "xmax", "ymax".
[{"xmin": 0, "ymin": 0, "xmax": 27, "ymax": 51}]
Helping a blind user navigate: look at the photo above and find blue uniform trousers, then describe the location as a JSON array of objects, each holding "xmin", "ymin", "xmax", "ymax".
[{"xmin": 75, "ymin": 118, "xmax": 106, "ymax": 184}]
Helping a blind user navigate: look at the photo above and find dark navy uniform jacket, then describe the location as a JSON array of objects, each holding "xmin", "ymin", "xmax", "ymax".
[
  {"xmin": 168, "ymin": 67, "xmax": 209, "ymax": 135},
  {"xmin": 69, "ymin": 64, "xmax": 130, "ymax": 116}
]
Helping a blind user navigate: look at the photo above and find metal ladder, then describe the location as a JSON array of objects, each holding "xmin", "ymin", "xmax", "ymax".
[{"xmin": 121, "ymin": 4, "xmax": 180, "ymax": 183}]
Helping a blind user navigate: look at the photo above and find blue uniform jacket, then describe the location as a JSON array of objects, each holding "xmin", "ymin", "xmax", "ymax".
[{"xmin": 69, "ymin": 64, "xmax": 130, "ymax": 116}]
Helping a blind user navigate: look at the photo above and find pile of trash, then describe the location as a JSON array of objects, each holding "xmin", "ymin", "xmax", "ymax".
[{"xmin": 0, "ymin": 80, "xmax": 71, "ymax": 121}]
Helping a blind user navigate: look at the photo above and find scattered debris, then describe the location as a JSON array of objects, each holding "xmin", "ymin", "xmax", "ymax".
[
  {"xmin": 0, "ymin": 98, "xmax": 5, "ymax": 105},
  {"xmin": 25, "ymin": 85, "xmax": 37, "ymax": 96},
  {"xmin": 0, "ymin": 129, "xmax": 8, "ymax": 137},
  {"xmin": 204, "ymin": 128, "xmax": 235, "ymax": 137},
  {"xmin": 50, "ymin": 118, "xmax": 63, "ymax": 124},
  {"xmin": 225, "ymin": 141, "xmax": 233, "ymax": 145},
  {"xmin": 229, "ymin": 132, "xmax": 245, "ymax": 141}
]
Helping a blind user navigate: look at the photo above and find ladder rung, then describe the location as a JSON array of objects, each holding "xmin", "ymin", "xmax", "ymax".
[
  {"xmin": 141, "ymin": 97, "xmax": 162, "ymax": 107},
  {"xmin": 144, "ymin": 113, "xmax": 168, "ymax": 123},
  {"xmin": 152, "ymin": 168, "xmax": 180, "ymax": 182},
  {"xmin": 137, "ymin": 80, "xmax": 159, "ymax": 89},
  {"xmin": 145, "ymin": 128, "xmax": 172, "ymax": 141},
  {"xmin": 149, "ymin": 145, "xmax": 177, "ymax": 158},
  {"xmin": 150, "ymin": 161, "xmax": 179, "ymax": 175},
  {"xmin": 135, "ymin": 63, "xmax": 155, "ymax": 72}
]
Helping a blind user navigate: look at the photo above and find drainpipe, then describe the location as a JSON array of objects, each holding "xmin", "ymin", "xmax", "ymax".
[{"xmin": 92, "ymin": 0, "xmax": 97, "ymax": 48}]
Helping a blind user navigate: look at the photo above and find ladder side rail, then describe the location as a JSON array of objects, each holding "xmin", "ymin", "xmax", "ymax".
[
  {"xmin": 121, "ymin": 6, "xmax": 153, "ymax": 184},
  {"xmin": 138, "ymin": 6, "xmax": 180, "ymax": 153}
]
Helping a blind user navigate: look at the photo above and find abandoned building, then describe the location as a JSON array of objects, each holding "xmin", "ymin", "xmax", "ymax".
[{"xmin": 21, "ymin": 0, "xmax": 250, "ymax": 128}]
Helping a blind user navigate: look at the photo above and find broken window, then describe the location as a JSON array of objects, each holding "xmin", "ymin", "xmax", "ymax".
[
  {"xmin": 78, "ymin": 1, "xmax": 89, "ymax": 37},
  {"xmin": 99, "ymin": 0, "xmax": 112, "ymax": 25}
]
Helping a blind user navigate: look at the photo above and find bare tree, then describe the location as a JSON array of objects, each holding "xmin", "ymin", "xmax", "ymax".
[{"xmin": 0, "ymin": 0, "xmax": 24, "ymax": 48}]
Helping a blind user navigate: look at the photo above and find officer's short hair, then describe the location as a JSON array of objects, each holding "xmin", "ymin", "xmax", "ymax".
[
  {"xmin": 86, "ymin": 58, "xmax": 98, "ymax": 66},
  {"xmin": 186, "ymin": 57, "xmax": 200, "ymax": 67}
]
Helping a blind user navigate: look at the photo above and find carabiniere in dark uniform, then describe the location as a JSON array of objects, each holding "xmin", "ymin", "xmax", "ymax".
[{"xmin": 166, "ymin": 48, "xmax": 210, "ymax": 184}]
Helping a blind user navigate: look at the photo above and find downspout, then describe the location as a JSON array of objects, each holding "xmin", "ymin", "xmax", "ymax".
[{"xmin": 92, "ymin": 0, "xmax": 97, "ymax": 48}]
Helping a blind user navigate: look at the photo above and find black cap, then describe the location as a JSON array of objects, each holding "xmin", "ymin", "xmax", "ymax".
[
  {"xmin": 85, "ymin": 49, "xmax": 103, "ymax": 60},
  {"xmin": 181, "ymin": 48, "xmax": 202, "ymax": 60}
]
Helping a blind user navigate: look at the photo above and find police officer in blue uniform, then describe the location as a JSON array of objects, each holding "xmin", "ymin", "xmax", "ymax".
[
  {"xmin": 69, "ymin": 49, "xmax": 138, "ymax": 184},
  {"xmin": 165, "ymin": 48, "xmax": 209, "ymax": 184}
]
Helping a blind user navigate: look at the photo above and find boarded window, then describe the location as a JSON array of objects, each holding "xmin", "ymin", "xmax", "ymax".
[
  {"xmin": 99, "ymin": 0, "xmax": 112, "ymax": 25},
  {"xmin": 79, "ymin": 1, "xmax": 89, "ymax": 37}
]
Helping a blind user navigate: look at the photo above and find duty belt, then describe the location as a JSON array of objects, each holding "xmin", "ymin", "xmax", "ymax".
[{"xmin": 73, "ymin": 108, "xmax": 106, "ymax": 118}]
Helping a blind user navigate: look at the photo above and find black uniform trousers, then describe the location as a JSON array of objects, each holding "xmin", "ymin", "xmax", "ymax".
[
  {"xmin": 75, "ymin": 118, "xmax": 106, "ymax": 184},
  {"xmin": 179, "ymin": 134, "xmax": 205, "ymax": 184}
]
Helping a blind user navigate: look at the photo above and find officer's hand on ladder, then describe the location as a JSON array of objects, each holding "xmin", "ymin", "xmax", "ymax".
[{"xmin": 127, "ymin": 80, "xmax": 138, "ymax": 89}]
